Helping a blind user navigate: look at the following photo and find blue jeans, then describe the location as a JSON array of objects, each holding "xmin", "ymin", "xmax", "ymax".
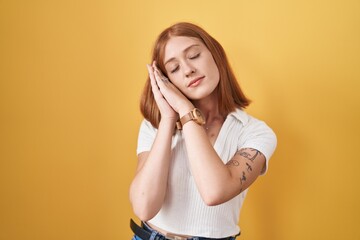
[
  {"xmin": 132, "ymin": 234, "xmax": 238, "ymax": 240},
  {"xmin": 131, "ymin": 221, "xmax": 238, "ymax": 240}
]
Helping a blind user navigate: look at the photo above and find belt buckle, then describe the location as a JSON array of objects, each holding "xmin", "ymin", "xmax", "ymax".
[
  {"xmin": 165, "ymin": 234, "xmax": 188, "ymax": 240},
  {"xmin": 173, "ymin": 237, "xmax": 187, "ymax": 240}
]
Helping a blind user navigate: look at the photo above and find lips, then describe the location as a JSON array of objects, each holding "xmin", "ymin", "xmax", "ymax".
[{"xmin": 188, "ymin": 76, "xmax": 205, "ymax": 87}]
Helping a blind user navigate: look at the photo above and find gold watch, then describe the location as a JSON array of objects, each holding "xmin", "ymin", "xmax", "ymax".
[{"xmin": 176, "ymin": 108, "xmax": 206, "ymax": 130}]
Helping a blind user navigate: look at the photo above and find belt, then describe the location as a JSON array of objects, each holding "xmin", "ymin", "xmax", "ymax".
[
  {"xmin": 130, "ymin": 219, "xmax": 238, "ymax": 240},
  {"xmin": 130, "ymin": 218, "xmax": 158, "ymax": 240}
]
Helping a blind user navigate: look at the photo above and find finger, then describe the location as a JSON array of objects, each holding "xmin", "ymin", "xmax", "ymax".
[
  {"xmin": 152, "ymin": 63, "xmax": 179, "ymax": 98},
  {"xmin": 146, "ymin": 64, "xmax": 155, "ymax": 81},
  {"xmin": 148, "ymin": 68, "xmax": 160, "ymax": 93},
  {"xmin": 152, "ymin": 63, "xmax": 169, "ymax": 81},
  {"xmin": 147, "ymin": 64, "xmax": 159, "ymax": 88},
  {"xmin": 153, "ymin": 69, "xmax": 171, "ymax": 92},
  {"xmin": 154, "ymin": 69, "xmax": 168, "ymax": 85},
  {"xmin": 152, "ymin": 62, "xmax": 168, "ymax": 83},
  {"xmin": 154, "ymin": 65, "xmax": 167, "ymax": 80},
  {"xmin": 147, "ymin": 64, "xmax": 164, "ymax": 100}
]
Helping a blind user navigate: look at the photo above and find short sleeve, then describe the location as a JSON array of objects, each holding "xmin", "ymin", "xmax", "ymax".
[
  {"xmin": 239, "ymin": 118, "xmax": 277, "ymax": 175},
  {"xmin": 136, "ymin": 119, "xmax": 157, "ymax": 155}
]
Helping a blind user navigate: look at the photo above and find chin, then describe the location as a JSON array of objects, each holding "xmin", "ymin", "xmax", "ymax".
[
  {"xmin": 183, "ymin": 84, "xmax": 218, "ymax": 100},
  {"xmin": 187, "ymin": 91, "xmax": 213, "ymax": 101}
]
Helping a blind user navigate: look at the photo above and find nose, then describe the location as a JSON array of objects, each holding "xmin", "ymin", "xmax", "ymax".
[{"xmin": 183, "ymin": 62, "xmax": 196, "ymax": 78}]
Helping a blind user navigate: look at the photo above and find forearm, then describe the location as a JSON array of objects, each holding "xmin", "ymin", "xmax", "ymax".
[
  {"xmin": 181, "ymin": 120, "xmax": 236, "ymax": 205},
  {"xmin": 181, "ymin": 119, "xmax": 266, "ymax": 206},
  {"xmin": 129, "ymin": 119, "xmax": 175, "ymax": 220}
]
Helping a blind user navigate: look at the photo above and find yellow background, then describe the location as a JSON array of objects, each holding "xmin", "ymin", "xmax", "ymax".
[{"xmin": 1, "ymin": 0, "xmax": 359, "ymax": 239}]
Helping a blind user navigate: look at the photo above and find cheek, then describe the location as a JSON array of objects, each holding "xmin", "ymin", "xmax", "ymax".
[
  {"xmin": 202, "ymin": 54, "xmax": 219, "ymax": 77},
  {"xmin": 207, "ymin": 61, "xmax": 220, "ymax": 81},
  {"xmin": 214, "ymin": 67, "xmax": 220, "ymax": 81},
  {"xmin": 168, "ymin": 76, "xmax": 183, "ymax": 89}
]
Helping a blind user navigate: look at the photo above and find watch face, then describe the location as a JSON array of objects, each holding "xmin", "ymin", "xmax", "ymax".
[{"xmin": 194, "ymin": 108, "xmax": 206, "ymax": 125}]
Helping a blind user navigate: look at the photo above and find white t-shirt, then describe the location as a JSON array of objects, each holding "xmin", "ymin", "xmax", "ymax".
[{"xmin": 136, "ymin": 108, "xmax": 277, "ymax": 238}]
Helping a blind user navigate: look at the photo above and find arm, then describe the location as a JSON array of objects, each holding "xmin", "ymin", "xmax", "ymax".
[
  {"xmin": 180, "ymin": 117, "xmax": 266, "ymax": 206},
  {"xmin": 129, "ymin": 118, "xmax": 175, "ymax": 221},
  {"xmin": 129, "ymin": 64, "xmax": 179, "ymax": 221}
]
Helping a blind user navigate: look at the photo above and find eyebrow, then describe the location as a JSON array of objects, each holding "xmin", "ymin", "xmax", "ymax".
[{"xmin": 164, "ymin": 44, "xmax": 200, "ymax": 66}]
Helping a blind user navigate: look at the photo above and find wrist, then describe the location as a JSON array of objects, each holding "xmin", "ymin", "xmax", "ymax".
[
  {"xmin": 159, "ymin": 117, "xmax": 177, "ymax": 129},
  {"xmin": 176, "ymin": 108, "xmax": 206, "ymax": 130},
  {"xmin": 178, "ymin": 104, "xmax": 195, "ymax": 118},
  {"xmin": 160, "ymin": 116, "xmax": 177, "ymax": 124}
]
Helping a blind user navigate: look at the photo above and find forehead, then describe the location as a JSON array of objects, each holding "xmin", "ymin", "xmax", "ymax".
[{"xmin": 164, "ymin": 36, "xmax": 204, "ymax": 61}]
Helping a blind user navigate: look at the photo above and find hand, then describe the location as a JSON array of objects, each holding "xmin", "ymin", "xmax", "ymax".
[
  {"xmin": 147, "ymin": 64, "xmax": 177, "ymax": 121},
  {"xmin": 151, "ymin": 62, "xmax": 194, "ymax": 115}
]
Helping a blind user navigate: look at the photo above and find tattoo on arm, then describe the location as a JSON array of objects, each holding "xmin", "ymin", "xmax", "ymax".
[
  {"xmin": 228, "ymin": 148, "xmax": 263, "ymax": 189},
  {"xmin": 246, "ymin": 162, "xmax": 252, "ymax": 172},
  {"xmin": 237, "ymin": 148, "xmax": 263, "ymax": 162},
  {"xmin": 240, "ymin": 171, "xmax": 247, "ymax": 185},
  {"xmin": 227, "ymin": 159, "xmax": 240, "ymax": 167}
]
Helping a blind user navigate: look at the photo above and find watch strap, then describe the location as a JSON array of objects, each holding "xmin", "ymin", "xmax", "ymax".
[
  {"xmin": 176, "ymin": 111, "xmax": 194, "ymax": 130},
  {"xmin": 176, "ymin": 108, "xmax": 205, "ymax": 130}
]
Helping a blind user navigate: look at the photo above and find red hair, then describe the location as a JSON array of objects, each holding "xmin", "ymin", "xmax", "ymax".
[{"xmin": 140, "ymin": 22, "xmax": 250, "ymax": 128}]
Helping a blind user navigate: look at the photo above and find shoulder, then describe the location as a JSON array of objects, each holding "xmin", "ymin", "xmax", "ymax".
[
  {"xmin": 137, "ymin": 119, "xmax": 158, "ymax": 143},
  {"xmin": 228, "ymin": 108, "xmax": 269, "ymax": 129},
  {"xmin": 137, "ymin": 119, "xmax": 158, "ymax": 155},
  {"xmin": 139, "ymin": 119, "xmax": 158, "ymax": 133},
  {"xmin": 228, "ymin": 108, "xmax": 277, "ymax": 146}
]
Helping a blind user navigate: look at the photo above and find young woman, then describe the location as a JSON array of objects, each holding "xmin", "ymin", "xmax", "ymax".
[{"xmin": 129, "ymin": 22, "xmax": 277, "ymax": 240}]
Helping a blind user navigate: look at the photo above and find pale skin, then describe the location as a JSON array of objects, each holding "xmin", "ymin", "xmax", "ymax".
[{"xmin": 129, "ymin": 36, "xmax": 266, "ymax": 235}]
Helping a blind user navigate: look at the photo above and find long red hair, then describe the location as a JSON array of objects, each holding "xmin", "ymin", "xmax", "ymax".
[{"xmin": 140, "ymin": 22, "xmax": 250, "ymax": 128}]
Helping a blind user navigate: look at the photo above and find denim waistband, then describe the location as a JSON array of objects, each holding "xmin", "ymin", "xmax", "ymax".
[{"xmin": 141, "ymin": 221, "xmax": 238, "ymax": 240}]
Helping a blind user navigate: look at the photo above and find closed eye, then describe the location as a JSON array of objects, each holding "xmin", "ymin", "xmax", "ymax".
[
  {"xmin": 169, "ymin": 53, "xmax": 200, "ymax": 74},
  {"xmin": 170, "ymin": 65, "xmax": 179, "ymax": 73},
  {"xmin": 189, "ymin": 53, "xmax": 200, "ymax": 59}
]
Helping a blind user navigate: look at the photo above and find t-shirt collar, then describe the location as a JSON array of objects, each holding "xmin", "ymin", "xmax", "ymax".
[{"xmin": 228, "ymin": 108, "xmax": 249, "ymax": 124}]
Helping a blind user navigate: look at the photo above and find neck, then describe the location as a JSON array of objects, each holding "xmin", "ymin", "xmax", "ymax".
[{"xmin": 192, "ymin": 92, "xmax": 224, "ymax": 124}]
